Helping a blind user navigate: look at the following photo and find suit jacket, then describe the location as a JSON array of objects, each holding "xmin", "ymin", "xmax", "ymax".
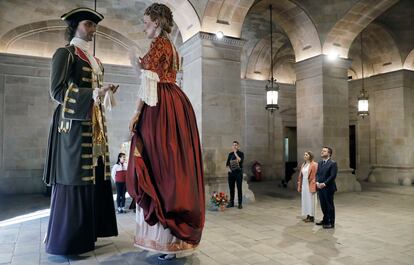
[
  {"xmin": 297, "ymin": 161, "xmax": 318, "ymax": 193},
  {"xmin": 43, "ymin": 45, "xmax": 111, "ymax": 186},
  {"xmin": 316, "ymin": 159, "xmax": 338, "ymax": 192}
]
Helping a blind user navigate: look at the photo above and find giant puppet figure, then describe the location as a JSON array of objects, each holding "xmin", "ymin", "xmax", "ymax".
[{"xmin": 43, "ymin": 7, "xmax": 118, "ymax": 255}]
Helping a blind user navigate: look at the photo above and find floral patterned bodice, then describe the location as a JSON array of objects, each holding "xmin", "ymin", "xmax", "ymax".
[{"xmin": 140, "ymin": 36, "xmax": 180, "ymax": 83}]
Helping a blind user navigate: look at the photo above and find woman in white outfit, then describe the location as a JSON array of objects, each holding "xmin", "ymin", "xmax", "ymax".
[{"xmin": 297, "ymin": 151, "xmax": 318, "ymax": 222}]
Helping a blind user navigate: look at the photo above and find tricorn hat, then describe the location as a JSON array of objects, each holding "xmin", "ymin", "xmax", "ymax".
[{"xmin": 61, "ymin": 7, "xmax": 104, "ymax": 25}]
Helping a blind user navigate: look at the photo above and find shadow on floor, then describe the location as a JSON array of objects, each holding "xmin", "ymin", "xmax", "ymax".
[
  {"xmin": 0, "ymin": 193, "xmax": 50, "ymax": 221},
  {"xmin": 99, "ymin": 251, "xmax": 200, "ymax": 265},
  {"xmin": 247, "ymin": 179, "xmax": 298, "ymax": 200}
]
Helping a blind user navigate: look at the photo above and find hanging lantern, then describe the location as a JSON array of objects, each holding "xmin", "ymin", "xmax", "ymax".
[
  {"xmin": 266, "ymin": 77, "xmax": 279, "ymax": 112},
  {"xmin": 357, "ymin": 88, "xmax": 369, "ymax": 117},
  {"xmin": 357, "ymin": 30, "xmax": 369, "ymax": 118},
  {"xmin": 265, "ymin": 4, "xmax": 279, "ymax": 113}
]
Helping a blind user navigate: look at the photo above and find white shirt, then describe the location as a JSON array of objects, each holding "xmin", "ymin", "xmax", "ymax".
[
  {"xmin": 111, "ymin": 163, "xmax": 128, "ymax": 181},
  {"xmin": 301, "ymin": 163, "xmax": 310, "ymax": 179}
]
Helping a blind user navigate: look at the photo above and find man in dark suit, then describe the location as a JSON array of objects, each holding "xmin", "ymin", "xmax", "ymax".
[
  {"xmin": 315, "ymin": 146, "xmax": 337, "ymax": 229},
  {"xmin": 226, "ymin": 140, "xmax": 244, "ymax": 209}
]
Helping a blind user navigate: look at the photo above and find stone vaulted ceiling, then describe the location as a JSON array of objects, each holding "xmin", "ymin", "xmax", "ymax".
[{"xmin": 0, "ymin": 0, "xmax": 412, "ymax": 75}]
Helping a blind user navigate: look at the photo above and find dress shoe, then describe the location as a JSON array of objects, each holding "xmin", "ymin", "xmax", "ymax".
[
  {"xmin": 158, "ymin": 254, "xmax": 176, "ymax": 261},
  {"xmin": 226, "ymin": 203, "xmax": 234, "ymax": 208},
  {"xmin": 315, "ymin": 221, "xmax": 324, "ymax": 225},
  {"xmin": 303, "ymin": 215, "xmax": 310, "ymax": 222},
  {"xmin": 238, "ymin": 205, "xmax": 243, "ymax": 209},
  {"xmin": 323, "ymin": 224, "xmax": 335, "ymax": 229},
  {"xmin": 305, "ymin": 216, "xmax": 314, "ymax": 223}
]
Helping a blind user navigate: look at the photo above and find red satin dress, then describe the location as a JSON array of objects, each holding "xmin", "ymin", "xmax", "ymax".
[{"xmin": 126, "ymin": 36, "xmax": 205, "ymax": 254}]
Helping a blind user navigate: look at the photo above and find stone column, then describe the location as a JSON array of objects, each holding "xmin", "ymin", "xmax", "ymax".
[
  {"xmin": 368, "ymin": 70, "xmax": 414, "ymax": 186},
  {"xmin": 295, "ymin": 55, "xmax": 361, "ymax": 192},
  {"xmin": 180, "ymin": 33, "xmax": 255, "ymax": 202},
  {"xmin": 0, "ymin": 69, "xmax": 3, "ymax": 171}
]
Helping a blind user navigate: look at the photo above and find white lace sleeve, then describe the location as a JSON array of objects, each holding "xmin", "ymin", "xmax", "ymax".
[{"xmin": 138, "ymin": 69, "xmax": 159, "ymax": 106}]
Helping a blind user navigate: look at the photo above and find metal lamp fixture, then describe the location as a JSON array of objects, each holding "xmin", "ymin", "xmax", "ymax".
[
  {"xmin": 265, "ymin": 4, "xmax": 279, "ymax": 113},
  {"xmin": 357, "ymin": 30, "xmax": 369, "ymax": 117}
]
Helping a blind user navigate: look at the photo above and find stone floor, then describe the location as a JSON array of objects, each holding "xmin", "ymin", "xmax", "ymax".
[{"xmin": 0, "ymin": 181, "xmax": 413, "ymax": 265}]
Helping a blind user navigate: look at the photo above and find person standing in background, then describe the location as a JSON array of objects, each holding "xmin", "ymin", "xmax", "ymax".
[
  {"xmin": 226, "ymin": 141, "xmax": 244, "ymax": 209},
  {"xmin": 316, "ymin": 146, "xmax": 337, "ymax": 229},
  {"xmin": 297, "ymin": 151, "xmax": 318, "ymax": 222},
  {"xmin": 112, "ymin": 153, "xmax": 128, "ymax": 214}
]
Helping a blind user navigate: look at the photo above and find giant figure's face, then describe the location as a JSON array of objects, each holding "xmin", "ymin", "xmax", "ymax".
[
  {"xmin": 143, "ymin": 15, "xmax": 159, "ymax": 39},
  {"xmin": 76, "ymin": 20, "xmax": 97, "ymax": 42}
]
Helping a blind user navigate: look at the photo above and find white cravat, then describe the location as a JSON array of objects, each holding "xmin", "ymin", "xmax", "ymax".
[
  {"xmin": 70, "ymin": 37, "xmax": 102, "ymax": 76},
  {"xmin": 70, "ymin": 37, "xmax": 115, "ymax": 110}
]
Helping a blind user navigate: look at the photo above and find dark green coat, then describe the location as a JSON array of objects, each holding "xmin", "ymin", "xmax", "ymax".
[{"xmin": 43, "ymin": 45, "xmax": 111, "ymax": 186}]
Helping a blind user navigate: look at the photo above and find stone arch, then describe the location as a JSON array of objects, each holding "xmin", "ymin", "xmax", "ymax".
[
  {"xmin": 242, "ymin": 0, "xmax": 321, "ymax": 62},
  {"xmin": 245, "ymin": 34, "xmax": 295, "ymax": 83},
  {"xmin": 348, "ymin": 23, "xmax": 402, "ymax": 78},
  {"xmin": 323, "ymin": 0, "xmax": 398, "ymax": 58},
  {"xmin": 201, "ymin": 0, "xmax": 255, "ymax": 38},
  {"xmin": 348, "ymin": 67, "xmax": 358, "ymax": 79},
  {"xmin": 155, "ymin": 0, "xmax": 201, "ymax": 41},
  {"xmin": 0, "ymin": 0, "xmax": 200, "ymax": 45},
  {"xmin": 403, "ymin": 49, "xmax": 414, "ymax": 70},
  {"xmin": 0, "ymin": 19, "xmax": 143, "ymax": 65}
]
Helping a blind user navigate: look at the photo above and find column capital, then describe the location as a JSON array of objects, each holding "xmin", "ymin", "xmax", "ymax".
[
  {"xmin": 180, "ymin": 31, "xmax": 245, "ymax": 57},
  {"xmin": 180, "ymin": 32, "xmax": 244, "ymax": 66},
  {"xmin": 182, "ymin": 31, "xmax": 245, "ymax": 48},
  {"xmin": 295, "ymin": 54, "xmax": 352, "ymax": 81}
]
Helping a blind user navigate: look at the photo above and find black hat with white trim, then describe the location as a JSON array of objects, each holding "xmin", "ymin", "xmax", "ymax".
[{"xmin": 61, "ymin": 7, "xmax": 104, "ymax": 25}]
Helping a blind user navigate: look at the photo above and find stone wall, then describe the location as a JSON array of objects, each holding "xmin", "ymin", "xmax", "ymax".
[
  {"xmin": 0, "ymin": 53, "xmax": 137, "ymax": 194},
  {"xmin": 349, "ymin": 70, "xmax": 414, "ymax": 185},
  {"xmin": 180, "ymin": 33, "xmax": 245, "ymax": 181},
  {"xmin": 241, "ymin": 79, "xmax": 295, "ymax": 180}
]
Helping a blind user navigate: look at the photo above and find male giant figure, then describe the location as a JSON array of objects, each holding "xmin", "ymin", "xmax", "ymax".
[{"xmin": 43, "ymin": 7, "xmax": 118, "ymax": 255}]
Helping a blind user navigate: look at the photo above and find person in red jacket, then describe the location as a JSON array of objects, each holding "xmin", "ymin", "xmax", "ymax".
[{"xmin": 111, "ymin": 153, "xmax": 128, "ymax": 213}]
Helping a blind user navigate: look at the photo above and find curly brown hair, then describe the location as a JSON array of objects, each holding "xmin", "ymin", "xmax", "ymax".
[{"xmin": 144, "ymin": 3, "xmax": 174, "ymax": 34}]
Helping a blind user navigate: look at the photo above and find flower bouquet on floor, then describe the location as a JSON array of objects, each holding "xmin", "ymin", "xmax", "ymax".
[{"xmin": 210, "ymin": 191, "xmax": 228, "ymax": 211}]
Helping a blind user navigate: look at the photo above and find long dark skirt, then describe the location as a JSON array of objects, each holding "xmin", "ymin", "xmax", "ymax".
[
  {"xmin": 45, "ymin": 159, "xmax": 118, "ymax": 255},
  {"xmin": 94, "ymin": 159, "xmax": 118, "ymax": 238},
  {"xmin": 45, "ymin": 184, "xmax": 95, "ymax": 255}
]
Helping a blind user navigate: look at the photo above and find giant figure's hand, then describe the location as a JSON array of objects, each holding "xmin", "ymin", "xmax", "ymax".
[
  {"xmin": 98, "ymin": 84, "xmax": 118, "ymax": 97},
  {"xmin": 129, "ymin": 112, "xmax": 141, "ymax": 134}
]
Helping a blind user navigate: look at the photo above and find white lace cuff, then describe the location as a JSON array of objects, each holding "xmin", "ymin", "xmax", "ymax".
[{"xmin": 138, "ymin": 70, "xmax": 159, "ymax": 106}]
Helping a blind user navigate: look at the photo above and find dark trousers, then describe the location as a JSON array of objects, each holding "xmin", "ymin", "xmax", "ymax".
[
  {"xmin": 115, "ymin": 182, "xmax": 126, "ymax": 208},
  {"xmin": 318, "ymin": 188, "xmax": 335, "ymax": 225},
  {"xmin": 228, "ymin": 170, "xmax": 243, "ymax": 205}
]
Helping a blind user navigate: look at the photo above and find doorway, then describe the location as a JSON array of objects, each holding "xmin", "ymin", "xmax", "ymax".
[
  {"xmin": 284, "ymin": 127, "xmax": 297, "ymax": 185},
  {"xmin": 349, "ymin": 125, "xmax": 356, "ymax": 174}
]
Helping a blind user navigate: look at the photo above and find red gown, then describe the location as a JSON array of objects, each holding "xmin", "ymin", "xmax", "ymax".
[{"xmin": 127, "ymin": 36, "xmax": 205, "ymax": 252}]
